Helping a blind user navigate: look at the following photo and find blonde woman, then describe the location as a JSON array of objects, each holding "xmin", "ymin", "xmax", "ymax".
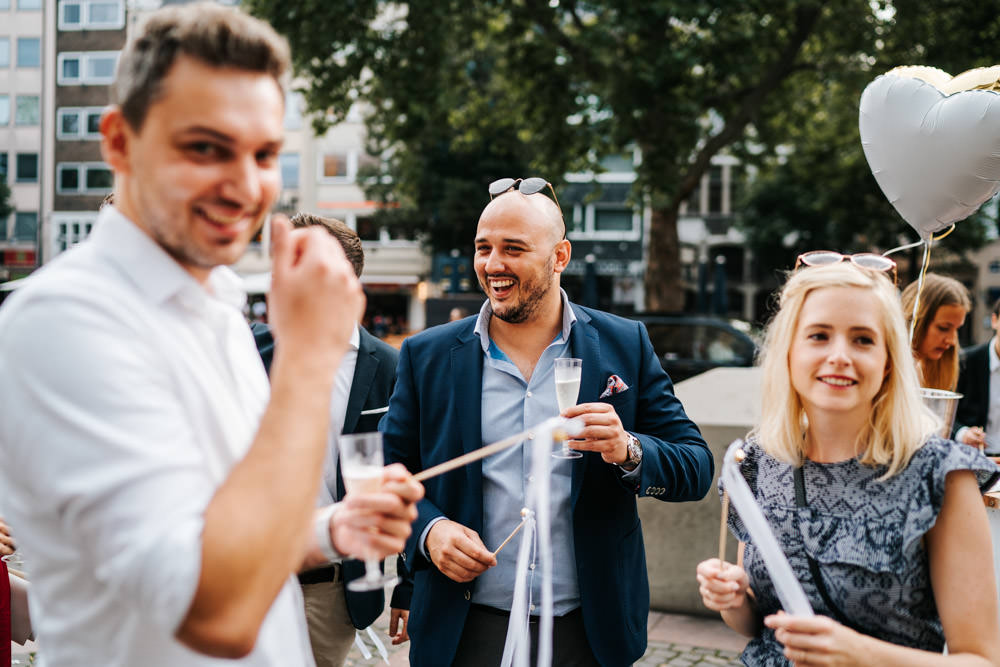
[
  {"xmin": 697, "ymin": 261, "xmax": 1000, "ymax": 666},
  {"xmin": 901, "ymin": 273, "xmax": 971, "ymax": 391}
]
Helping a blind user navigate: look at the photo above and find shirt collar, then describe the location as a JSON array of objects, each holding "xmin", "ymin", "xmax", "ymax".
[
  {"xmin": 473, "ymin": 288, "xmax": 576, "ymax": 353},
  {"xmin": 89, "ymin": 206, "xmax": 247, "ymax": 311},
  {"xmin": 990, "ymin": 337, "xmax": 1000, "ymax": 373},
  {"xmin": 350, "ymin": 324, "xmax": 360, "ymax": 351}
]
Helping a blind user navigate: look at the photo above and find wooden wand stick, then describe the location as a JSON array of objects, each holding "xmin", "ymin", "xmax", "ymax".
[{"xmin": 413, "ymin": 417, "xmax": 582, "ymax": 483}]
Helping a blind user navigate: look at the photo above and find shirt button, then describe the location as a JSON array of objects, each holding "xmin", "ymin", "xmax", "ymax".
[
  {"xmin": 529, "ymin": 563, "xmax": 535, "ymax": 570},
  {"xmin": 528, "ymin": 475, "xmax": 535, "ymax": 482},
  {"xmin": 464, "ymin": 590, "xmax": 471, "ymax": 601},
  {"xmin": 527, "ymin": 432, "xmax": 534, "ymax": 440},
  {"xmin": 530, "ymin": 604, "xmax": 536, "ymax": 611},
  {"xmin": 526, "ymin": 391, "xmax": 533, "ymax": 398}
]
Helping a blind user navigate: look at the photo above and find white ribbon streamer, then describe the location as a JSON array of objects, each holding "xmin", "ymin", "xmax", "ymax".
[
  {"xmin": 500, "ymin": 416, "xmax": 580, "ymax": 667},
  {"xmin": 720, "ymin": 439, "xmax": 813, "ymax": 617}
]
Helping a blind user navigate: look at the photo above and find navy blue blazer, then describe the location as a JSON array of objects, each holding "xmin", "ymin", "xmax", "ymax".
[
  {"xmin": 383, "ymin": 304, "xmax": 713, "ymax": 667},
  {"xmin": 252, "ymin": 323, "xmax": 403, "ymax": 627}
]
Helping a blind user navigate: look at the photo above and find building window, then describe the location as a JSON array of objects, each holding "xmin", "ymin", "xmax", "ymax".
[
  {"xmin": 708, "ymin": 165, "xmax": 723, "ymax": 214},
  {"xmin": 17, "ymin": 0, "xmax": 41, "ymax": 9},
  {"xmin": 56, "ymin": 162, "xmax": 113, "ymax": 194},
  {"xmin": 0, "ymin": 38, "xmax": 9, "ymax": 68},
  {"xmin": 16, "ymin": 37, "xmax": 39, "ymax": 68},
  {"xmin": 0, "ymin": 95, "xmax": 9, "ymax": 125},
  {"xmin": 0, "ymin": 154, "xmax": 8, "ymax": 179},
  {"xmin": 57, "ymin": 107, "xmax": 104, "ymax": 139},
  {"xmin": 15, "ymin": 153, "xmax": 37, "ymax": 183},
  {"xmin": 284, "ymin": 91, "xmax": 304, "ymax": 130},
  {"xmin": 279, "ymin": 153, "xmax": 300, "ymax": 189},
  {"xmin": 14, "ymin": 95, "xmax": 39, "ymax": 126},
  {"xmin": 12, "ymin": 212, "xmax": 36, "ymax": 242},
  {"xmin": 59, "ymin": 0, "xmax": 124, "ymax": 30},
  {"xmin": 594, "ymin": 206, "xmax": 635, "ymax": 232},
  {"xmin": 0, "ymin": 0, "xmax": 9, "ymax": 10},
  {"xmin": 321, "ymin": 152, "xmax": 350, "ymax": 180},
  {"xmin": 58, "ymin": 51, "xmax": 119, "ymax": 85}
]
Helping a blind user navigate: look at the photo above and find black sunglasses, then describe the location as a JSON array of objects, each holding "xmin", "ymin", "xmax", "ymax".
[
  {"xmin": 794, "ymin": 250, "xmax": 898, "ymax": 286},
  {"xmin": 488, "ymin": 177, "xmax": 563, "ymax": 217}
]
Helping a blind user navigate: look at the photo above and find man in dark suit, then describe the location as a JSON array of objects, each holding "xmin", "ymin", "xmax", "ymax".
[
  {"xmin": 383, "ymin": 179, "xmax": 713, "ymax": 666},
  {"xmin": 954, "ymin": 297, "xmax": 1000, "ymax": 454},
  {"xmin": 253, "ymin": 213, "xmax": 405, "ymax": 667}
]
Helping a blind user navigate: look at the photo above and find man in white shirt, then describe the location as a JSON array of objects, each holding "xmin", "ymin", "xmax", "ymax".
[{"xmin": 0, "ymin": 5, "xmax": 421, "ymax": 667}]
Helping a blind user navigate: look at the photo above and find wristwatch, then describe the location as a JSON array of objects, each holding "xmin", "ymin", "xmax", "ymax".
[{"xmin": 620, "ymin": 433, "xmax": 642, "ymax": 472}]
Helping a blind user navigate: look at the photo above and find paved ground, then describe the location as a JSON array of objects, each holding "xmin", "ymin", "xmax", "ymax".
[{"xmin": 343, "ymin": 608, "xmax": 746, "ymax": 666}]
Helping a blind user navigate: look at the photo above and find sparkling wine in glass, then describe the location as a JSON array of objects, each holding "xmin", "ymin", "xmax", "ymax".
[
  {"xmin": 553, "ymin": 357, "xmax": 583, "ymax": 459},
  {"xmin": 338, "ymin": 431, "xmax": 400, "ymax": 592}
]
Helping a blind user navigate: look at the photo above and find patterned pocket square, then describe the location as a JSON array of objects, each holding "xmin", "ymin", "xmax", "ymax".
[{"xmin": 600, "ymin": 374, "xmax": 629, "ymax": 398}]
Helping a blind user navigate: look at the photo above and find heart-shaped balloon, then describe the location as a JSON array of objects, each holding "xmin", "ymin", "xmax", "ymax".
[{"xmin": 859, "ymin": 65, "xmax": 1000, "ymax": 239}]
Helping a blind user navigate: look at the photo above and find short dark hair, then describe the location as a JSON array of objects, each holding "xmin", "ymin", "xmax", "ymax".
[
  {"xmin": 111, "ymin": 2, "xmax": 291, "ymax": 131},
  {"xmin": 992, "ymin": 296, "xmax": 1000, "ymax": 317},
  {"xmin": 290, "ymin": 213, "xmax": 364, "ymax": 278}
]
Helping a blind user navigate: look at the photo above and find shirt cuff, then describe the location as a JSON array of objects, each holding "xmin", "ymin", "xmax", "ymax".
[
  {"xmin": 955, "ymin": 426, "xmax": 970, "ymax": 445},
  {"xmin": 315, "ymin": 503, "xmax": 345, "ymax": 563},
  {"xmin": 419, "ymin": 516, "xmax": 447, "ymax": 560},
  {"xmin": 618, "ymin": 459, "xmax": 643, "ymax": 479}
]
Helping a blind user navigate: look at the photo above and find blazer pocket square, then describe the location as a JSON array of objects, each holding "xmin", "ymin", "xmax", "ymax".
[
  {"xmin": 600, "ymin": 375, "xmax": 630, "ymax": 398},
  {"xmin": 360, "ymin": 406, "xmax": 390, "ymax": 416}
]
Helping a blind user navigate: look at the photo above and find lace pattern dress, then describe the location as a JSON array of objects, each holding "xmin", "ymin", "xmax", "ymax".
[{"xmin": 726, "ymin": 436, "xmax": 1000, "ymax": 666}]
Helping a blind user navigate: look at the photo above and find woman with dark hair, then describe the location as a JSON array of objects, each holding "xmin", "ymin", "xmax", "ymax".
[{"xmin": 901, "ymin": 273, "xmax": 971, "ymax": 391}]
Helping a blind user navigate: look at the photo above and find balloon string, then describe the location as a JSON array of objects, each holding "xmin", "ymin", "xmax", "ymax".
[
  {"xmin": 908, "ymin": 238, "xmax": 934, "ymax": 346},
  {"xmin": 882, "ymin": 225, "xmax": 954, "ymax": 258}
]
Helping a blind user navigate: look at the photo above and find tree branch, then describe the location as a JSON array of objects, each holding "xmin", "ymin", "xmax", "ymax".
[{"xmin": 675, "ymin": 5, "xmax": 823, "ymax": 203}]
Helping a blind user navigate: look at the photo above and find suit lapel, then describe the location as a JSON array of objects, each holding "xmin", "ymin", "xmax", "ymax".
[
  {"xmin": 569, "ymin": 305, "xmax": 601, "ymax": 509},
  {"xmin": 343, "ymin": 330, "xmax": 378, "ymax": 435},
  {"xmin": 453, "ymin": 325, "xmax": 485, "ymax": 527}
]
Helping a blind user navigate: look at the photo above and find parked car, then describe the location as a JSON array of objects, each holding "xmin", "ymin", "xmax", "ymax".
[{"xmin": 627, "ymin": 314, "xmax": 758, "ymax": 383}]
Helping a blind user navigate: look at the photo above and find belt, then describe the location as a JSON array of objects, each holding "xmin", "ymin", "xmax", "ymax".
[
  {"xmin": 298, "ymin": 563, "xmax": 342, "ymax": 586},
  {"xmin": 470, "ymin": 604, "xmax": 581, "ymax": 623}
]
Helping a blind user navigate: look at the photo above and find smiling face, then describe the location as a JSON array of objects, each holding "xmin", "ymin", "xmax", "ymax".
[
  {"xmin": 473, "ymin": 193, "xmax": 569, "ymax": 325},
  {"xmin": 102, "ymin": 55, "xmax": 284, "ymax": 283},
  {"xmin": 789, "ymin": 286, "xmax": 889, "ymax": 424},
  {"xmin": 918, "ymin": 303, "xmax": 967, "ymax": 361}
]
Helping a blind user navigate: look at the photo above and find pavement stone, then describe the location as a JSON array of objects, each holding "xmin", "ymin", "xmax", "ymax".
[{"xmin": 342, "ymin": 609, "xmax": 743, "ymax": 667}]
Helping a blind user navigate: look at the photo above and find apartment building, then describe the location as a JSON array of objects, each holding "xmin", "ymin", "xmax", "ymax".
[
  {"xmin": 42, "ymin": 0, "xmax": 124, "ymax": 262},
  {"xmin": 0, "ymin": 0, "xmax": 44, "ymax": 281}
]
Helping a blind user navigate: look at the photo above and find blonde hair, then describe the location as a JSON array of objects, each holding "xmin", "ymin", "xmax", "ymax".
[
  {"xmin": 754, "ymin": 263, "xmax": 938, "ymax": 478},
  {"xmin": 900, "ymin": 273, "xmax": 970, "ymax": 391}
]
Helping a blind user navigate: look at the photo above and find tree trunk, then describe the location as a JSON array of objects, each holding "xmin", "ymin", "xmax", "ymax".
[{"xmin": 644, "ymin": 204, "xmax": 684, "ymax": 312}]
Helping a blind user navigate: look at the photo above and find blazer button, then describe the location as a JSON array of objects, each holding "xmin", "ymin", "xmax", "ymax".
[{"xmin": 464, "ymin": 590, "xmax": 471, "ymax": 601}]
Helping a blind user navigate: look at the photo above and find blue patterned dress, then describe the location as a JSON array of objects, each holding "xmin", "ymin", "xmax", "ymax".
[{"xmin": 727, "ymin": 436, "xmax": 999, "ymax": 666}]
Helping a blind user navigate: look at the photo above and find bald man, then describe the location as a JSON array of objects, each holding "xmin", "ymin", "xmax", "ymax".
[{"xmin": 383, "ymin": 179, "xmax": 713, "ymax": 666}]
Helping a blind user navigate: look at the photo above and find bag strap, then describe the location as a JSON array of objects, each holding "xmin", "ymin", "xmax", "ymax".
[{"xmin": 793, "ymin": 466, "xmax": 863, "ymax": 632}]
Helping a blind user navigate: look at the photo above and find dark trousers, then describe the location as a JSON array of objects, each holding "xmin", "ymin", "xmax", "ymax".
[{"xmin": 452, "ymin": 605, "xmax": 600, "ymax": 667}]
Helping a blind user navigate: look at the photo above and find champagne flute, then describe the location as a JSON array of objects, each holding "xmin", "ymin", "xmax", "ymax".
[
  {"xmin": 552, "ymin": 357, "xmax": 583, "ymax": 459},
  {"xmin": 338, "ymin": 432, "xmax": 401, "ymax": 592}
]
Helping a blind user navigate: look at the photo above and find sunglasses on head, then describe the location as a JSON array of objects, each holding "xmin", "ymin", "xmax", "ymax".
[
  {"xmin": 488, "ymin": 177, "xmax": 563, "ymax": 217},
  {"xmin": 794, "ymin": 250, "xmax": 898, "ymax": 285}
]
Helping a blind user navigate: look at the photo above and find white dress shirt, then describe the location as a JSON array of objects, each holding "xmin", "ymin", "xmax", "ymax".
[
  {"xmin": 0, "ymin": 207, "xmax": 315, "ymax": 667},
  {"xmin": 316, "ymin": 325, "xmax": 359, "ymax": 506}
]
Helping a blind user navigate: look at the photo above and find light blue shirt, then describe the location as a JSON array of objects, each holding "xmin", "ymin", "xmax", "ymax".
[{"xmin": 471, "ymin": 290, "xmax": 580, "ymax": 614}]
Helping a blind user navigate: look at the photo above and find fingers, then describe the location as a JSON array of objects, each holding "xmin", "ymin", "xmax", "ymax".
[
  {"xmin": 696, "ymin": 559, "xmax": 748, "ymax": 611},
  {"xmin": 331, "ymin": 493, "xmax": 417, "ymax": 559},
  {"xmin": 426, "ymin": 521, "xmax": 497, "ymax": 583},
  {"xmin": 389, "ymin": 608, "xmax": 410, "ymax": 644},
  {"xmin": 381, "ymin": 464, "xmax": 425, "ymax": 505}
]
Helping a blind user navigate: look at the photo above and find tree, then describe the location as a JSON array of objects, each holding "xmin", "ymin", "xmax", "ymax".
[
  {"xmin": 739, "ymin": 0, "xmax": 1000, "ymax": 286},
  {"xmin": 247, "ymin": 0, "xmax": 990, "ymax": 310}
]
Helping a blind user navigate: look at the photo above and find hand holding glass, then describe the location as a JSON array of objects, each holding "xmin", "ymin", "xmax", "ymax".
[
  {"xmin": 338, "ymin": 431, "xmax": 401, "ymax": 592},
  {"xmin": 553, "ymin": 357, "xmax": 583, "ymax": 459}
]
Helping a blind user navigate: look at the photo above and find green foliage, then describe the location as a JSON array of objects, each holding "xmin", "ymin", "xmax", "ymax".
[
  {"xmin": 0, "ymin": 178, "xmax": 13, "ymax": 223},
  {"xmin": 248, "ymin": 0, "xmax": 1000, "ymax": 306}
]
